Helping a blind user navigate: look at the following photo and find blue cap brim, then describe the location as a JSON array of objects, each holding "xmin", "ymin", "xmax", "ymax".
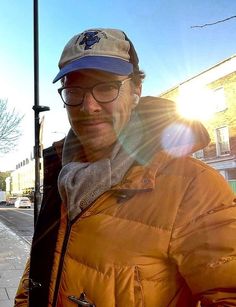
[{"xmin": 53, "ymin": 56, "xmax": 133, "ymax": 83}]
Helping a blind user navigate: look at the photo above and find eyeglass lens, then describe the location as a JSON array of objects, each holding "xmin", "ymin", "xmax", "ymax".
[{"xmin": 61, "ymin": 82, "xmax": 121, "ymax": 106}]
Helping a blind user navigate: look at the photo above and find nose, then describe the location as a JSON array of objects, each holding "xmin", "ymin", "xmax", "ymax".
[{"xmin": 81, "ymin": 92, "xmax": 102, "ymax": 114}]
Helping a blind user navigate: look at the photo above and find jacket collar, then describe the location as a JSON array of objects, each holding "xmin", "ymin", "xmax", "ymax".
[{"xmin": 111, "ymin": 150, "xmax": 175, "ymax": 191}]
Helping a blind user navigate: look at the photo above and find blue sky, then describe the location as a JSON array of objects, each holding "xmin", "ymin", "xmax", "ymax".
[{"xmin": 0, "ymin": 0, "xmax": 236, "ymax": 170}]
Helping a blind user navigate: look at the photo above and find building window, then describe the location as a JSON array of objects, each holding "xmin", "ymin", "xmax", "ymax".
[
  {"xmin": 213, "ymin": 87, "xmax": 226, "ymax": 112},
  {"xmin": 228, "ymin": 169, "xmax": 236, "ymax": 180},
  {"xmin": 216, "ymin": 126, "xmax": 230, "ymax": 156},
  {"xmin": 193, "ymin": 149, "xmax": 204, "ymax": 159}
]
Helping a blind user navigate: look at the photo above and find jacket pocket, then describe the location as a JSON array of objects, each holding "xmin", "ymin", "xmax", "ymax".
[
  {"xmin": 114, "ymin": 265, "xmax": 144, "ymax": 307},
  {"xmin": 134, "ymin": 266, "xmax": 145, "ymax": 307}
]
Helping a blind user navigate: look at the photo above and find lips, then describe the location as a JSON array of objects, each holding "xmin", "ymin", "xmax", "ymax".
[
  {"xmin": 77, "ymin": 116, "xmax": 113, "ymax": 126},
  {"xmin": 82, "ymin": 120, "xmax": 108, "ymax": 126}
]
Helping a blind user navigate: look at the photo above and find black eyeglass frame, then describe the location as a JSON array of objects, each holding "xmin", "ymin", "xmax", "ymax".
[{"xmin": 58, "ymin": 77, "xmax": 132, "ymax": 107}]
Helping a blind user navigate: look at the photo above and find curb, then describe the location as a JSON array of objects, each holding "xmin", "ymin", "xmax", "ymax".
[{"xmin": 0, "ymin": 221, "xmax": 30, "ymax": 306}]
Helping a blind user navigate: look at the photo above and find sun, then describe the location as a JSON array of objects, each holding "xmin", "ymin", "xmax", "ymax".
[{"xmin": 176, "ymin": 86, "xmax": 215, "ymax": 121}]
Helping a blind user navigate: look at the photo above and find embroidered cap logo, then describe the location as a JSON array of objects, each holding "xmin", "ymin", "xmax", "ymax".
[{"xmin": 79, "ymin": 31, "xmax": 101, "ymax": 50}]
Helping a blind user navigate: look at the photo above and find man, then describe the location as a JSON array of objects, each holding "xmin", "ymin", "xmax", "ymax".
[{"xmin": 15, "ymin": 28, "xmax": 236, "ymax": 306}]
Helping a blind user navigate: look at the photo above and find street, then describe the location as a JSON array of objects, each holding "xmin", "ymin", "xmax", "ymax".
[{"xmin": 0, "ymin": 205, "xmax": 34, "ymax": 244}]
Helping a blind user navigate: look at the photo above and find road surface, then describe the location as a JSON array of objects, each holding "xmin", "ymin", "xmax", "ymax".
[{"xmin": 0, "ymin": 205, "xmax": 34, "ymax": 244}]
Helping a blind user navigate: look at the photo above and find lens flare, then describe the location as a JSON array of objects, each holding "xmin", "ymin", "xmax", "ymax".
[
  {"xmin": 161, "ymin": 123, "xmax": 195, "ymax": 157},
  {"xmin": 177, "ymin": 86, "xmax": 215, "ymax": 121}
]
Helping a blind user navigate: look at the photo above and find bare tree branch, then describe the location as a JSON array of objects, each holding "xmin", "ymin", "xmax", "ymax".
[
  {"xmin": 191, "ymin": 15, "xmax": 236, "ymax": 28},
  {"xmin": 0, "ymin": 99, "xmax": 24, "ymax": 154}
]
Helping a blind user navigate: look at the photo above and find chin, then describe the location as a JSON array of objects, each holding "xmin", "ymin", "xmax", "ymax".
[
  {"xmin": 78, "ymin": 126, "xmax": 117, "ymax": 144},
  {"xmin": 80, "ymin": 133, "xmax": 115, "ymax": 149}
]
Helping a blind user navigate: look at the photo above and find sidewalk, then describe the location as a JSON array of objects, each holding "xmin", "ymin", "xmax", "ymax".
[{"xmin": 0, "ymin": 221, "xmax": 30, "ymax": 307}]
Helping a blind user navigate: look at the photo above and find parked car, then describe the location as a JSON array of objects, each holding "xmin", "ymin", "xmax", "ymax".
[
  {"xmin": 14, "ymin": 197, "xmax": 31, "ymax": 208},
  {"xmin": 7, "ymin": 197, "xmax": 17, "ymax": 206},
  {"xmin": 0, "ymin": 201, "xmax": 7, "ymax": 205}
]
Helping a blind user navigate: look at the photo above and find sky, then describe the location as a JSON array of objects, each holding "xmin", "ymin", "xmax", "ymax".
[{"xmin": 0, "ymin": 0, "xmax": 236, "ymax": 171}]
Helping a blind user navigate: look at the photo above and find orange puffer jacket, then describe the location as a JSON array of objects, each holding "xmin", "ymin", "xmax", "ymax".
[{"xmin": 15, "ymin": 98, "xmax": 236, "ymax": 307}]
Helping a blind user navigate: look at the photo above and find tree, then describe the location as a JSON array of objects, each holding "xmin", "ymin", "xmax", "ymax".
[
  {"xmin": 0, "ymin": 99, "xmax": 24, "ymax": 154},
  {"xmin": 0, "ymin": 171, "xmax": 10, "ymax": 191}
]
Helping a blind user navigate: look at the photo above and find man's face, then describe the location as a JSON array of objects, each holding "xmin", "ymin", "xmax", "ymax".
[{"xmin": 62, "ymin": 70, "xmax": 140, "ymax": 160}]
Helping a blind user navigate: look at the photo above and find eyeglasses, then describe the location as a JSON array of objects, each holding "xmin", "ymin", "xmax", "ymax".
[{"xmin": 58, "ymin": 77, "xmax": 131, "ymax": 107}]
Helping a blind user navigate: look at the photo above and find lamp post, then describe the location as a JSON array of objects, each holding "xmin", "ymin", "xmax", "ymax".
[{"xmin": 33, "ymin": 0, "xmax": 49, "ymax": 227}]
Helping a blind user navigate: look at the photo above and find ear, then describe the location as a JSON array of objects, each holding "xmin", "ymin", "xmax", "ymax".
[
  {"xmin": 133, "ymin": 94, "xmax": 140, "ymax": 105},
  {"xmin": 135, "ymin": 83, "xmax": 142, "ymax": 97},
  {"xmin": 131, "ymin": 84, "xmax": 142, "ymax": 109}
]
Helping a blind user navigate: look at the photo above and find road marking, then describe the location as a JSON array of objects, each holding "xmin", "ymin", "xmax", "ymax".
[
  {"xmin": 0, "ymin": 214, "xmax": 12, "ymax": 223},
  {"xmin": 0, "ymin": 207, "xmax": 16, "ymax": 210},
  {"xmin": 15, "ymin": 210, "xmax": 34, "ymax": 217},
  {"xmin": 22, "ymin": 236, "xmax": 32, "ymax": 245}
]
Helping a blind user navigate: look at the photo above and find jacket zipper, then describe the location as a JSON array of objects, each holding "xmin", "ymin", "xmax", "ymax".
[{"xmin": 52, "ymin": 202, "xmax": 97, "ymax": 307}]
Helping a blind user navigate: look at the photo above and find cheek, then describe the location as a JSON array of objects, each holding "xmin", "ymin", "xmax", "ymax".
[
  {"xmin": 112, "ymin": 94, "xmax": 133, "ymax": 131},
  {"xmin": 66, "ymin": 108, "xmax": 79, "ymax": 128}
]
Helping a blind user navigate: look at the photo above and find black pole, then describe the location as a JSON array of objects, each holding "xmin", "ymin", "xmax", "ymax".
[
  {"xmin": 33, "ymin": 0, "xmax": 49, "ymax": 227},
  {"xmin": 33, "ymin": 0, "xmax": 40, "ymax": 227}
]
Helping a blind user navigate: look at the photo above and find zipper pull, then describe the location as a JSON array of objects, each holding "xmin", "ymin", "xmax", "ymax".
[
  {"xmin": 68, "ymin": 292, "xmax": 95, "ymax": 306},
  {"xmin": 22, "ymin": 278, "xmax": 42, "ymax": 290}
]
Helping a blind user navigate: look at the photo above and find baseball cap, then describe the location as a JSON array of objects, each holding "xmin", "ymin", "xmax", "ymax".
[{"xmin": 53, "ymin": 28, "xmax": 139, "ymax": 83}]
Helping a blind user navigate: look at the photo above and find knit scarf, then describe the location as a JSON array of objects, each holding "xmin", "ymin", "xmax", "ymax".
[{"xmin": 58, "ymin": 112, "xmax": 143, "ymax": 221}]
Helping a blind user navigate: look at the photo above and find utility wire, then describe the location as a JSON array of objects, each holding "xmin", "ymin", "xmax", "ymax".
[{"xmin": 191, "ymin": 15, "xmax": 236, "ymax": 28}]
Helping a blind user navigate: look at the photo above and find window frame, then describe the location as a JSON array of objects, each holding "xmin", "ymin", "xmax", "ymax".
[
  {"xmin": 215, "ymin": 125, "xmax": 230, "ymax": 156},
  {"xmin": 213, "ymin": 86, "xmax": 227, "ymax": 113}
]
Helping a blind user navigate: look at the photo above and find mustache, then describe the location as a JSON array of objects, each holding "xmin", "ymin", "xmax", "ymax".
[{"xmin": 74, "ymin": 114, "xmax": 113, "ymax": 124}]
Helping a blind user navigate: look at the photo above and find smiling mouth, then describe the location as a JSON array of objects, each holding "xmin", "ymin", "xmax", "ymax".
[
  {"xmin": 77, "ymin": 117, "xmax": 113, "ymax": 126},
  {"xmin": 83, "ymin": 121, "xmax": 109, "ymax": 126}
]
